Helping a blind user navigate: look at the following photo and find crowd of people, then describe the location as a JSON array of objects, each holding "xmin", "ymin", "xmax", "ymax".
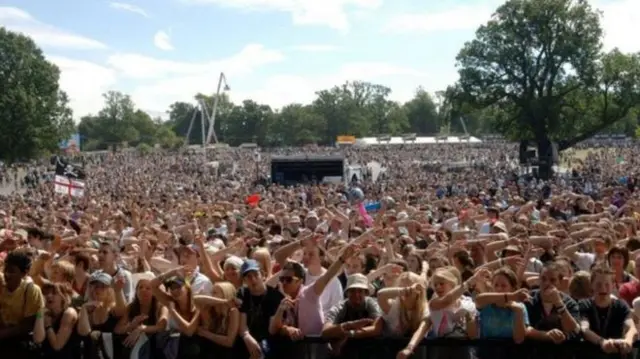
[{"xmin": 0, "ymin": 140, "xmax": 639, "ymax": 359}]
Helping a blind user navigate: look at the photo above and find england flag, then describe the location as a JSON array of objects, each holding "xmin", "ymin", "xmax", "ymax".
[
  {"xmin": 53, "ymin": 156, "xmax": 86, "ymax": 197},
  {"xmin": 54, "ymin": 175, "xmax": 85, "ymax": 197}
]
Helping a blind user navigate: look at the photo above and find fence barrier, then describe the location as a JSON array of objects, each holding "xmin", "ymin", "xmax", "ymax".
[{"xmin": 17, "ymin": 333, "xmax": 640, "ymax": 359}]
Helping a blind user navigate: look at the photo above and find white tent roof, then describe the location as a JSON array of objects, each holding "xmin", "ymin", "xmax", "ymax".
[{"xmin": 357, "ymin": 136, "xmax": 482, "ymax": 145}]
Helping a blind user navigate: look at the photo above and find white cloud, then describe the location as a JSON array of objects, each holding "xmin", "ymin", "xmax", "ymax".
[
  {"xmin": 48, "ymin": 56, "xmax": 117, "ymax": 117},
  {"xmin": 383, "ymin": 0, "xmax": 638, "ymax": 53},
  {"xmin": 235, "ymin": 62, "xmax": 429, "ymax": 109},
  {"xmin": 109, "ymin": 2, "xmax": 150, "ymax": 17},
  {"xmin": 112, "ymin": 44, "xmax": 285, "ymax": 111},
  {"xmin": 182, "ymin": 0, "xmax": 382, "ymax": 31},
  {"xmin": 383, "ymin": 5, "xmax": 494, "ymax": 34},
  {"xmin": 596, "ymin": 0, "xmax": 640, "ymax": 53},
  {"xmin": 153, "ymin": 30, "xmax": 174, "ymax": 51},
  {"xmin": 0, "ymin": 6, "xmax": 107, "ymax": 49},
  {"xmin": 292, "ymin": 44, "xmax": 340, "ymax": 52}
]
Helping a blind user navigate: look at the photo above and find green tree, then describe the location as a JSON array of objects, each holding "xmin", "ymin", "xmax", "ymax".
[
  {"xmin": 221, "ymin": 100, "xmax": 274, "ymax": 146},
  {"xmin": 451, "ymin": 0, "xmax": 640, "ymax": 178},
  {"xmin": 79, "ymin": 91, "xmax": 180, "ymax": 150},
  {"xmin": 268, "ymin": 104, "xmax": 326, "ymax": 146},
  {"xmin": 0, "ymin": 27, "xmax": 74, "ymax": 162},
  {"xmin": 404, "ymin": 87, "xmax": 440, "ymax": 134},
  {"xmin": 166, "ymin": 101, "xmax": 199, "ymax": 144}
]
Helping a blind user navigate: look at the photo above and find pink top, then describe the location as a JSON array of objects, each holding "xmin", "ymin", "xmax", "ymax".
[{"xmin": 296, "ymin": 283, "xmax": 324, "ymax": 335}]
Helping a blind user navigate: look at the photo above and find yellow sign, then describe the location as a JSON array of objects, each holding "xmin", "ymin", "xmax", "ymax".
[{"xmin": 336, "ymin": 135, "xmax": 356, "ymax": 144}]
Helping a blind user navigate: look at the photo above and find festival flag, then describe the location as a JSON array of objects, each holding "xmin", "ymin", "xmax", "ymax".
[
  {"xmin": 54, "ymin": 175, "xmax": 85, "ymax": 197},
  {"xmin": 53, "ymin": 156, "xmax": 86, "ymax": 197}
]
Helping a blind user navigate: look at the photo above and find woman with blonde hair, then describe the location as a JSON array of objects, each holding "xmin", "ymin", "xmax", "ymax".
[
  {"xmin": 377, "ymin": 272, "xmax": 428, "ymax": 336},
  {"xmin": 33, "ymin": 281, "xmax": 81, "ymax": 359},
  {"xmin": 375, "ymin": 272, "xmax": 429, "ymax": 359},
  {"xmin": 423, "ymin": 266, "xmax": 483, "ymax": 359},
  {"xmin": 194, "ymin": 281, "xmax": 240, "ymax": 359},
  {"xmin": 77, "ymin": 271, "xmax": 127, "ymax": 359},
  {"xmin": 49, "ymin": 260, "xmax": 85, "ymax": 306}
]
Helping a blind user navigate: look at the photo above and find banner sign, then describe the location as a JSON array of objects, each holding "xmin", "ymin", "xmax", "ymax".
[{"xmin": 336, "ymin": 135, "xmax": 356, "ymax": 144}]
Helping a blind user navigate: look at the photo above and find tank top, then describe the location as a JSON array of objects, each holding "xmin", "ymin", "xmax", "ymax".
[{"xmin": 42, "ymin": 312, "xmax": 81, "ymax": 359}]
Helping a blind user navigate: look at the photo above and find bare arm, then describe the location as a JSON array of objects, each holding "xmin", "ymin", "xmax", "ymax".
[{"xmin": 46, "ymin": 308, "xmax": 78, "ymax": 350}]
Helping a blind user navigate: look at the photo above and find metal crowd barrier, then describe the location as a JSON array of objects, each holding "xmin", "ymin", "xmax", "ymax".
[
  {"xmin": 284, "ymin": 337, "xmax": 640, "ymax": 359},
  {"xmin": 48, "ymin": 333, "xmax": 640, "ymax": 359}
]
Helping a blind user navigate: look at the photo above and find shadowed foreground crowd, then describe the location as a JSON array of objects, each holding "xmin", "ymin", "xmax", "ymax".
[{"xmin": 0, "ymin": 141, "xmax": 640, "ymax": 359}]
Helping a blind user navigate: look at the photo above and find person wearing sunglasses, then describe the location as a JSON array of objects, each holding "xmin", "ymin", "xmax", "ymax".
[{"xmin": 269, "ymin": 244, "xmax": 359, "ymax": 349}]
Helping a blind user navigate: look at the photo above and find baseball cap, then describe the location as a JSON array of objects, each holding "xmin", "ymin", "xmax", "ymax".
[
  {"xmin": 241, "ymin": 259, "xmax": 260, "ymax": 276},
  {"xmin": 164, "ymin": 276, "xmax": 185, "ymax": 288},
  {"xmin": 89, "ymin": 271, "xmax": 113, "ymax": 286},
  {"xmin": 281, "ymin": 261, "xmax": 306, "ymax": 281}
]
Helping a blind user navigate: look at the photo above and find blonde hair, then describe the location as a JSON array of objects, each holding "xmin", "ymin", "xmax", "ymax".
[
  {"xmin": 205, "ymin": 282, "xmax": 237, "ymax": 334},
  {"xmin": 395, "ymin": 272, "xmax": 428, "ymax": 333},
  {"xmin": 51, "ymin": 260, "xmax": 76, "ymax": 283},
  {"xmin": 88, "ymin": 282, "xmax": 116, "ymax": 308},
  {"xmin": 570, "ymin": 271, "xmax": 592, "ymax": 300},
  {"xmin": 252, "ymin": 248, "xmax": 272, "ymax": 278},
  {"xmin": 431, "ymin": 266, "xmax": 461, "ymax": 286}
]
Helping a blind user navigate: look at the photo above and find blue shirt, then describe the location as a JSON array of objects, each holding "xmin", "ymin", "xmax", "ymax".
[{"xmin": 478, "ymin": 303, "xmax": 529, "ymax": 338}]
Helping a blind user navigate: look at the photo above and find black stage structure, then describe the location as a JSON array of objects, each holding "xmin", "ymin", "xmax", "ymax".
[{"xmin": 270, "ymin": 154, "xmax": 345, "ymax": 185}]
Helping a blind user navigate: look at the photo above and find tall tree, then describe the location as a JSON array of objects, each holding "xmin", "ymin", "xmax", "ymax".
[
  {"xmin": 0, "ymin": 27, "xmax": 74, "ymax": 162},
  {"xmin": 79, "ymin": 91, "xmax": 179, "ymax": 150},
  {"xmin": 404, "ymin": 87, "xmax": 439, "ymax": 134},
  {"xmin": 451, "ymin": 0, "xmax": 640, "ymax": 178},
  {"xmin": 166, "ymin": 101, "xmax": 199, "ymax": 144}
]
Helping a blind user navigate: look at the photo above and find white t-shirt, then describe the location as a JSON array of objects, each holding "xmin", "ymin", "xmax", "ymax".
[
  {"xmin": 429, "ymin": 295, "xmax": 476, "ymax": 337},
  {"xmin": 574, "ymin": 252, "xmax": 595, "ymax": 271},
  {"xmin": 189, "ymin": 268, "xmax": 213, "ymax": 296},
  {"xmin": 305, "ymin": 268, "xmax": 343, "ymax": 316},
  {"xmin": 383, "ymin": 299, "xmax": 429, "ymax": 336},
  {"xmin": 526, "ymin": 257, "xmax": 544, "ymax": 273}
]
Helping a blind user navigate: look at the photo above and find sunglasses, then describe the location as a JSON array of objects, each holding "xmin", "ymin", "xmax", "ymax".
[{"xmin": 279, "ymin": 276, "xmax": 296, "ymax": 284}]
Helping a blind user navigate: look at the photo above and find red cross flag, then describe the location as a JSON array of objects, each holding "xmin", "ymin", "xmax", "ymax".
[{"xmin": 54, "ymin": 175, "xmax": 85, "ymax": 197}]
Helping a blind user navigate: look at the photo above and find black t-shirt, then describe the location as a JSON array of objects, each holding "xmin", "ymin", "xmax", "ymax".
[
  {"xmin": 525, "ymin": 290, "xmax": 580, "ymax": 359},
  {"xmin": 526, "ymin": 290, "xmax": 580, "ymax": 332},
  {"xmin": 578, "ymin": 298, "xmax": 630, "ymax": 359},
  {"xmin": 579, "ymin": 298, "xmax": 629, "ymax": 339},
  {"xmin": 237, "ymin": 286, "xmax": 284, "ymax": 341}
]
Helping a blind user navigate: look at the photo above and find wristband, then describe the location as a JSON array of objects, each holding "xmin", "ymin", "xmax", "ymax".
[{"xmin": 36, "ymin": 311, "xmax": 43, "ymax": 319}]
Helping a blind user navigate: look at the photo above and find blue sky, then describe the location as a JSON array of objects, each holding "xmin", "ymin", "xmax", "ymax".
[{"xmin": 0, "ymin": 0, "xmax": 637, "ymax": 119}]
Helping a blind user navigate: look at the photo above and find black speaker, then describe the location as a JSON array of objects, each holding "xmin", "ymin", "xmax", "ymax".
[
  {"xmin": 271, "ymin": 155, "xmax": 344, "ymax": 185},
  {"xmin": 519, "ymin": 141, "xmax": 538, "ymax": 165},
  {"xmin": 519, "ymin": 141, "xmax": 528, "ymax": 164}
]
